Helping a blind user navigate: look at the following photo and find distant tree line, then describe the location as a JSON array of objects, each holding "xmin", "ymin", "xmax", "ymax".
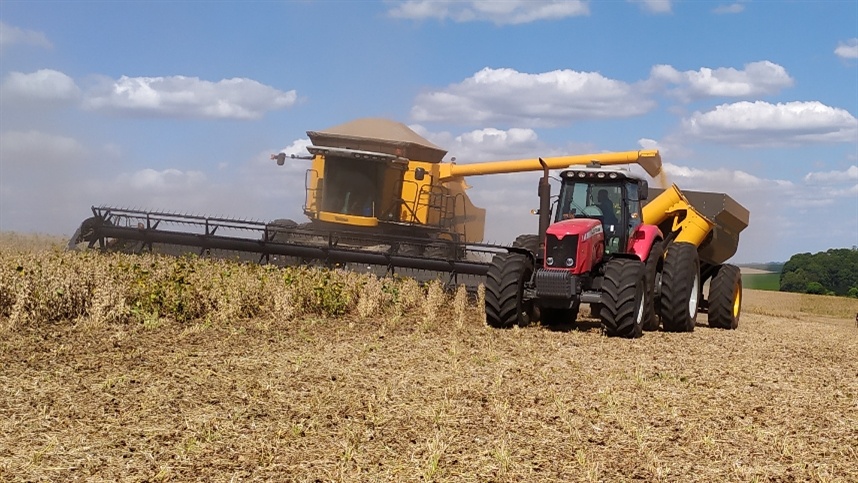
[{"xmin": 779, "ymin": 248, "xmax": 858, "ymax": 297}]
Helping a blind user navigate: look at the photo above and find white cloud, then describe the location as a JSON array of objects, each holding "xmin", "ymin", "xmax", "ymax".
[
  {"xmin": 650, "ymin": 61, "xmax": 793, "ymax": 101},
  {"xmin": 1, "ymin": 69, "xmax": 81, "ymax": 104},
  {"xmin": 82, "ymin": 75, "xmax": 298, "ymax": 119},
  {"xmin": 804, "ymin": 165, "xmax": 858, "ymax": 183},
  {"xmin": 387, "ymin": 0, "xmax": 589, "ymax": 25},
  {"xmin": 629, "ymin": 0, "xmax": 672, "ymax": 14},
  {"xmin": 412, "ymin": 67, "xmax": 655, "ymax": 127},
  {"xmin": 834, "ymin": 38, "xmax": 858, "ymax": 59},
  {"xmin": 0, "ymin": 21, "xmax": 52, "ymax": 50},
  {"xmin": 117, "ymin": 168, "xmax": 207, "ymax": 192},
  {"xmin": 0, "ymin": 130, "xmax": 88, "ymax": 165},
  {"xmin": 663, "ymin": 162, "xmax": 793, "ymax": 189},
  {"xmin": 712, "ymin": 3, "xmax": 745, "ymax": 14},
  {"xmin": 680, "ymin": 101, "xmax": 858, "ymax": 146},
  {"xmin": 276, "ymin": 138, "xmax": 313, "ymax": 158}
]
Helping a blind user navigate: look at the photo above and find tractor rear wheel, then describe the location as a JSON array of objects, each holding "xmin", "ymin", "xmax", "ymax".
[
  {"xmin": 707, "ymin": 264, "xmax": 742, "ymax": 329},
  {"xmin": 485, "ymin": 252, "xmax": 534, "ymax": 328},
  {"xmin": 642, "ymin": 239, "xmax": 664, "ymax": 331},
  {"xmin": 659, "ymin": 242, "xmax": 700, "ymax": 332},
  {"xmin": 599, "ymin": 258, "xmax": 646, "ymax": 338}
]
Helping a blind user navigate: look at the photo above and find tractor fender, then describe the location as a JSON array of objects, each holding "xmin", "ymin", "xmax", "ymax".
[{"xmin": 627, "ymin": 225, "xmax": 663, "ymax": 262}]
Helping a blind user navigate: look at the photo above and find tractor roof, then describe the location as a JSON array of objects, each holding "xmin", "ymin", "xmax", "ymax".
[
  {"xmin": 560, "ymin": 164, "xmax": 648, "ymax": 182},
  {"xmin": 307, "ymin": 118, "xmax": 447, "ymax": 163}
]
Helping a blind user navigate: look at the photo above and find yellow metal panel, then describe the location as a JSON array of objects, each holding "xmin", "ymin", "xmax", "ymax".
[{"xmin": 317, "ymin": 211, "xmax": 379, "ymax": 227}]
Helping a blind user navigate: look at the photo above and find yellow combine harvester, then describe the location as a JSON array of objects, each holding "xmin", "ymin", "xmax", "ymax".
[{"xmin": 272, "ymin": 117, "xmax": 662, "ymax": 256}]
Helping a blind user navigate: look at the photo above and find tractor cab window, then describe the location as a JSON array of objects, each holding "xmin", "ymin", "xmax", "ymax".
[
  {"xmin": 556, "ymin": 181, "xmax": 622, "ymax": 228},
  {"xmin": 626, "ymin": 182, "xmax": 642, "ymax": 232},
  {"xmin": 557, "ymin": 181, "xmax": 624, "ymax": 253}
]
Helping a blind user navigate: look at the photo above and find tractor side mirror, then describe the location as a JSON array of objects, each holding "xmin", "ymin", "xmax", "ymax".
[
  {"xmin": 274, "ymin": 153, "xmax": 286, "ymax": 166},
  {"xmin": 414, "ymin": 167, "xmax": 426, "ymax": 181},
  {"xmin": 639, "ymin": 180, "xmax": 649, "ymax": 201}
]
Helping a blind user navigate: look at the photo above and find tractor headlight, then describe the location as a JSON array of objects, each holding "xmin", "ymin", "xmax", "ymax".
[
  {"xmin": 565, "ymin": 257, "xmax": 575, "ymax": 267},
  {"xmin": 546, "ymin": 256, "xmax": 554, "ymax": 266}
]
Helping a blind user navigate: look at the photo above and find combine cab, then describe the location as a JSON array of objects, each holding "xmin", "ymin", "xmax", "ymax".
[{"xmin": 484, "ymin": 162, "xmax": 750, "ymax": 336}]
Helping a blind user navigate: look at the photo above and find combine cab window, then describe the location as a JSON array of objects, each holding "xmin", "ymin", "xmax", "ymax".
[{"xmin": 322, "ymin": 156, "xmax": 378, "ymax": 216}]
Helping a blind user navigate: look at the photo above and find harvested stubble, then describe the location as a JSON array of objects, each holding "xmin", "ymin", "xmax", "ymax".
[{"xmin": 1, "ymin": 240, "xmax": 857, "ymax": 482}]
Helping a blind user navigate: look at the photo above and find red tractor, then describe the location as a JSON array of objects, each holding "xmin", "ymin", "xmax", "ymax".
[{"xmin": 485, "ymin": 161, "xmax": 748, "ymax": 338}]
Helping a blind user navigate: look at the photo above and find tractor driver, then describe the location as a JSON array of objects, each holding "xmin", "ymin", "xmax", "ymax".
[{"xmin": 597, "ymin": 189, "xmax": 619, "ymax": 226}]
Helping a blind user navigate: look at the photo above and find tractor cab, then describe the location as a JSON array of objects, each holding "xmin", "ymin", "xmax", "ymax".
[{"xmin": 554, "ymin": 167, "xmax": 648, "ymax": 254}]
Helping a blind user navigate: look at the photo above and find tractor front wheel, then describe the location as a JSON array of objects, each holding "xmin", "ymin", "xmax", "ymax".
[
  {"xmin": 659, "ymin": 242, "xmax": 700, "ymax": 332},
  {"xmin": 485, "ymin": 252, "xmax": 534, "ymax": 328},
  {"xmin": 707, "ymin": 264, "xmax": 742, "ymax": 329},
  {"xmin": 599, "ymin": 258, "xmax": 646, "ymax": 338}
]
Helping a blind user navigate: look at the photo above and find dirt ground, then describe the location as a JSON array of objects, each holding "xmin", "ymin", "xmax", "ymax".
[{"xmin": 1, "ymin": 290, "xmax": 857, "ymax": 482}]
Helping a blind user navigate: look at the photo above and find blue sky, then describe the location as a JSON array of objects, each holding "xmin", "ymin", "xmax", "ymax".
[{"xmin": 1, "ymin": 0, "xmax": 856, "ymax": 263}]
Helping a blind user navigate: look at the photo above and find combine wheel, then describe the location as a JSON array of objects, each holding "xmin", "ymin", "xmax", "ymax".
[
  {"xmin": 485, "ymin": 252, "xmax": 535, "ymax": 328},
  {"xmin": 599, "ymin": 258, "xmax": 646, "ymax": 338},
  {"xmin": 512, "ymin": 234, "xmax": 540, "ymax": 254},
  {"xmin": 266, "ymin": 219, "xmax": 298, "ymax": 242},
  {"xmin": 642, "ymin": 240, "xmax": 664, "ymax": 331},
  {"xmin": 658, "ymin": 242, "xmax": 700, "ymax": 332},
  {"xmin": 707, "ymin": 264, "xmax": 742, "ymax": 329},
  {"xmin": 425, "ymin": 242, "xmax": 455, "ymax": 260}
]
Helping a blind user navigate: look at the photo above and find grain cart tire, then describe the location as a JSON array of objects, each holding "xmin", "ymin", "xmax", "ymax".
[
  {"xmin": 485, "ymin": 252, "xmax": 534, "ymax": 328},
  {"xmin": 707, "ymin": 264, "xmax": 742, "ymax": 329},
  {"xmin": 599, "ymin": 258, "xmax": 646, "ymax": 338},
  {"xmin": 659, "ymin": 242, "xmax": 700, "ymax": 332},
  {"xmin": 642, "ymin": 240, "xmax": 664, "ymax": 331}
]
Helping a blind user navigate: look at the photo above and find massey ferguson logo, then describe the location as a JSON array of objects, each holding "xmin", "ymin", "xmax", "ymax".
[{"xmin": 582, "ymin": 224, "xmax": 603, "ymax": 241}]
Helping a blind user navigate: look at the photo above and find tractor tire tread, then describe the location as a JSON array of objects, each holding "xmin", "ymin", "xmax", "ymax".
[
  {"xmin": 600, "ymin": 258, "xmax": 645, "ymax": 338},
  {"xmin": 485, "ymin": 252, "xmax": 530, "ymax": 328},
  {"xmin": 659, "ymin": 242, "xmax": 700, "ymax": 332}
]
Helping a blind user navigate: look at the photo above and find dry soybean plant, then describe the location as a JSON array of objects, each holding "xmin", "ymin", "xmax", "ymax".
[{"xmin": 0, "ymin": 247, "xmax": 467, "ymax": 328}]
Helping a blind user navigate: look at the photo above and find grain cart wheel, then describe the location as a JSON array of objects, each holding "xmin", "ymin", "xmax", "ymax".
[
  {"xmin": 642, "ymin": 239, "xmax": 664, "ymax": 331},
  {"xmin": 707, "ymin": 264, "xmax": 742, "ymax": 329},
  {"xmin": 599, "ymin": 258, "xmax": 646, "ymax": 338},
  {"xmin": 485, "ymin": 252, "xmax": 535, "ymax": 328},
  {"xmin": 659, "ymin": 242, "xmax": 700, "ymax": 332}
]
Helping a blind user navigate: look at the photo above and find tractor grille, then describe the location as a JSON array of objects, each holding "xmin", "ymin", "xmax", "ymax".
[
  {"xmin": 536, "ymin": 269, "xmax": 577, "ymax": 299},
  {"xmin": 545, "ymin": 234, "xmax": 578, "ymax": 269}
]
